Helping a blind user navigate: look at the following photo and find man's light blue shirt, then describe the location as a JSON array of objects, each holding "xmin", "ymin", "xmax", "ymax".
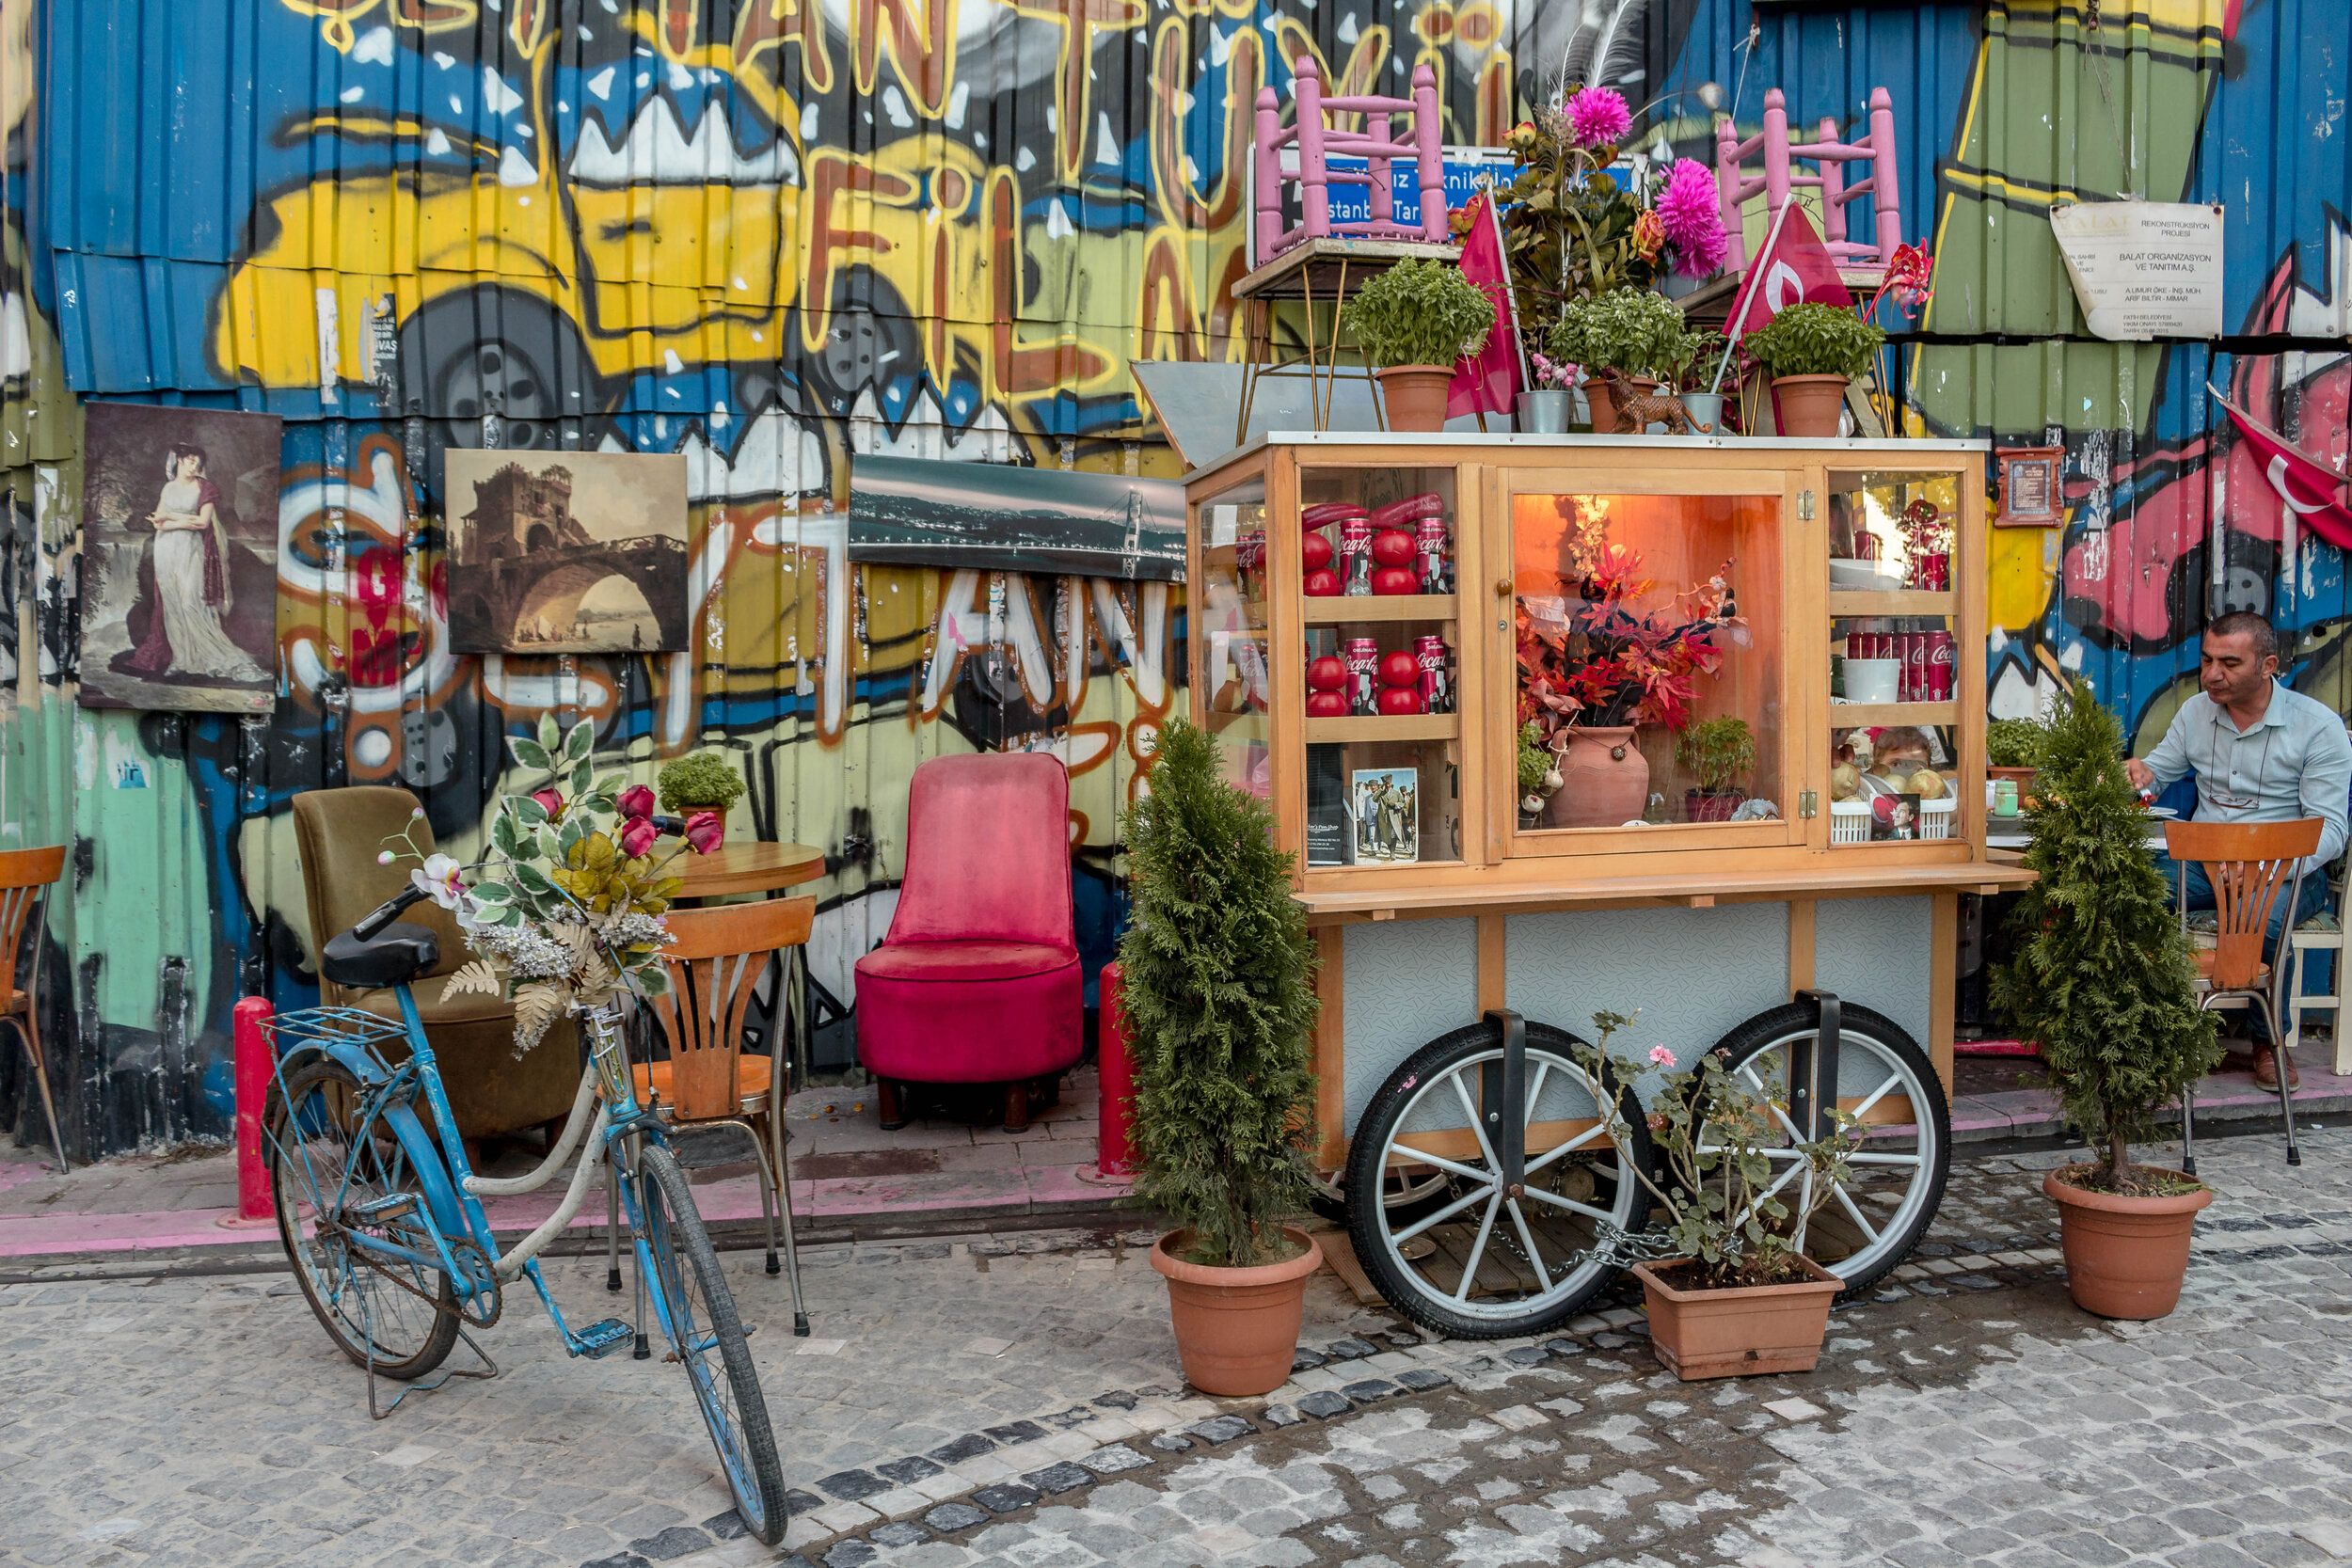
[{"xmin": 2139, "ymin": 678, "xmax": 2352, "ymax": 873}]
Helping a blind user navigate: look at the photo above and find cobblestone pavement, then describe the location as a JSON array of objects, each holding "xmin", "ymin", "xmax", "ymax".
[{"xmin": 3, "ymin": 1127, "xmax": 2347, "ymax": 1568}]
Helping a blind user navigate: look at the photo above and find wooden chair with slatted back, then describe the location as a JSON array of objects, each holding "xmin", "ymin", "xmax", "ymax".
[
  {"xmin": 628, "ymin": 895, "xmax": 816, "ymax": 1335},
  {"xmin": 2165, "ymin": 817, "xmax": 2320, "ymax": 1172},
  {"xmin": 0, "ymin": 846, "xmax": 68, "ymax": 1171}
]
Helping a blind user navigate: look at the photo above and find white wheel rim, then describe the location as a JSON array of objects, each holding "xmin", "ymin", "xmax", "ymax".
[
  {"xmin": 1701, "ymin": 1027, "xmax": 1940, "ymax": 1283},
  {"xmin": 1370, "ymin": 1047, "xmax": 1641, "ymax": 1323}
]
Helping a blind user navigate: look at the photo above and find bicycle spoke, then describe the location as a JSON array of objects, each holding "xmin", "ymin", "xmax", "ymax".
[
  {"xmin": 1451, "ymin": 1191, "xmax": 1503, "ymax": 1304},
  {"xmin": 1387, "ymin": 1143, "xmax": 1496, "ymax": 1184},
  {"xmin": 1449, "ymin": 1072, "xmax": 1505, "ymax": 1172},
  {"xmin": 1392, "ymin": 1181, "xmax": 1498, "ymax": 1245}
]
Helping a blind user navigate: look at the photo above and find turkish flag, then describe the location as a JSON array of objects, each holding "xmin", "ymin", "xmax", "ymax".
[
  {"xmin": 1448, "ymin": 193, "xmax": 1520, "ymax": 419},
  {"xmin": 1722, "ymin": 205, "xmax": 1853, "ymax": 342},
  {"xmin": 2216, "ymin": 387, "xmax": 2352, "ymax": 550}
]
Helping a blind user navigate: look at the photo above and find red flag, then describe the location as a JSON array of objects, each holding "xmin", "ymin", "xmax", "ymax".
[
  {"xmin": 1722, "ymin": 204, "xmax": 1852, "ymax": 343},
  {"xmin": 1448, "ymin": 193, "xmax": 1520, "ymax": 419},
  {"xmin": 2216, "ymin": 386, "xmax": 2352, "ymax": 550}
]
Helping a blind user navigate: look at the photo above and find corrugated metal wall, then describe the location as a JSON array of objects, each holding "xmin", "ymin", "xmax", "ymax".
[{"xmin": 8, "ymin": 0, "xmax": 2352, "ymax": 1156}]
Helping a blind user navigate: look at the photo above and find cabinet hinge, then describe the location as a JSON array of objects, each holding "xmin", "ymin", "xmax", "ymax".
[{"xmin": 1799, "ymin": 789, "xmax": 1819, "ymax": 819}]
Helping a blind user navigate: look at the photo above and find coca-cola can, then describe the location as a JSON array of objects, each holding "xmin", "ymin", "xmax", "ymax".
[
  {"xmin": 1343, "ymin": 637, "xmax": 1380, "ymax": 716},
  {"xmin": 1926, "ymin": 629, "xmax": 1956, "ymax": 702},
  {"xmin": 1414, "ymin": 635, "xmax": 1453, "ymax": 714},
  {"xmin": 1414, "ymin": 515, "xmax": 1452, "ymax": 594},
  {"xmin": 1340, "ymin": 515, "xmax": 1375, "ymax": 596},
  {"xmin": 1904, "ymin": 629, "xmax": 1929, "ymax": 702}
]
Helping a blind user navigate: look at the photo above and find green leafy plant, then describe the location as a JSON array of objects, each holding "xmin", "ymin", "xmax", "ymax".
[
  {"xmin": 1986, "ymin": 717, "xmax": 2048, "ymax": 770},
  {"xmin": 657, "ymin": 751, "xmax": 746, "ymax": 815},
  {"xmin": 1677, "ymin": 717, "xmax": 1756, "ymax": 793},
  {"xmin": 1549, "ymin": 288, "xmax": 1689, "ymax": 381},
  {"xmin": 1517, "ymin": 720, "xmax": 1554, "ymax": 797},
  {"xmin": 1990, "ymin": 680, "xmax": 2219, "ymax": 1195},
  {"xmin": 1741, "ymin": 302, "xmax": 1886, "ymax": 381},
  {"xmin": 1343, "ymin": 259, "xmax": 1496, "ymax": 370},
  {"xmin": 1579, "ymin": 1011, "xmax": 1862, "ymax": 1289},
  {"xmin": 1663, "ymin": 327, "xmax": 1725, "ymax": 394},
  {"xmin": 1119, "ymin": 718, "xmax": 1321, "ymax": 1268}
]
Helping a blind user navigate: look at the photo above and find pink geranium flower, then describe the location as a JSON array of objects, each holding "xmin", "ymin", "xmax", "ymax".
[
  {"xmin": 1655, "ymin": 158, "xmax": 1727, "ymax": 277},
  {"xmin": 1648, "ymin": 1044, "xmax": 1677, "ymax": 1068},
  {"xmin": 1565, "ymin": 87, "xmax": 1631, "ymax": 149}
]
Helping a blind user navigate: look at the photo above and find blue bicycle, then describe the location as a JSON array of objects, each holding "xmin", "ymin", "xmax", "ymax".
[{"xmin": 262, "ymin": 880, "xmax": 790, "ymax": 1544}]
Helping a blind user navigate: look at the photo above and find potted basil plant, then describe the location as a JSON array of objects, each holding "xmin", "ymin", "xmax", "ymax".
[
  {"xmin": 1550, "ymin": 288, "xmax": 1688, "ymax": 433},
  {"xmin": 1120, "ymin": 718, "xmax": 1325, "ymax": 1395},
  {"xmin": 1740, "ymin": 303, "xmax": 1885, "ymax": 438},
  {"xmin": 1342, "ymin": 259, "xmax": 1496, "ymax": 433},
  {"xmin": 1677, "ymin": 716, "xmax": 1755, "ymax": 822},
  {"xmin": 1580, "ymin": 1011, "xmax": 1861, "ymax": 1380}
]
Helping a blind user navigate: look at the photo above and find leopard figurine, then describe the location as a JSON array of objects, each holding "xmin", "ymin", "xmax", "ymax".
[{"xmin": 1610, "ymin": 391, "xmax": 1693, "ymax": 435}]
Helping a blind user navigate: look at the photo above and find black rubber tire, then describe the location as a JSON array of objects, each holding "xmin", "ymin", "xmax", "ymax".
[
  {"xmin": 1345, "ymin": 1020, "xmax": 1654, "ymax": 1339},
  {"xmin": 638, "ymin": 1144, "xmax": 788, "ymax": 1545},
  {"xmin": 1705, "ymin": 1002, "xmax": 1951, "ymax": 1299},
  {"xmin": 265, "ymin": 1056, "xmax": 460, "ymax": 1380}
]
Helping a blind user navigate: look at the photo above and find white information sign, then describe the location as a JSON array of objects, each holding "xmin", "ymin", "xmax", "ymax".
[{"xmin": 2048, "ymin": 200, "xmax": 2226, "ymax": 341}]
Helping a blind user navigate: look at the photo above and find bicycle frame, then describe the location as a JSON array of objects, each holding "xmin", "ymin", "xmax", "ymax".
[{"xmin": 285, "ymin": 985, "xmax": 686, "ymax": 1361}]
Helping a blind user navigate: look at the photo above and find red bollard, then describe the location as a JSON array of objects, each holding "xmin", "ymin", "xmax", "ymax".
[
  {"xmin": 1089, "ymin": 961, "xmax": 1136, "ymax": 1180},
  {"xmin": 217, "ymin": 996, "xmax": 278, "ymax": 1229}
]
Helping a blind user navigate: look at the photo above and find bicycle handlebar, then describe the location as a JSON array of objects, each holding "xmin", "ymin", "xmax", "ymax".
[{"xmin": 350, "ymin": 885, "xmax": 427, "ymax": 941}]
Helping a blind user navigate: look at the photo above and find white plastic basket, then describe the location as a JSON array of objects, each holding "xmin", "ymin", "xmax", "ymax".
[{"xmin": 1831, "ymin": 795, "xmax": 1958, "ymax": 843}]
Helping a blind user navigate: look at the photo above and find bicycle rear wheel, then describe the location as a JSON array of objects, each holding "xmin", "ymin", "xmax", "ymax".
[
  {"xmin": 265, "ymin": 1056, "xmax": 459, "ymax": 1379},
  {"xmin": 636, "ymin": 1143, "xmax": 787, "ymax": 1544}
]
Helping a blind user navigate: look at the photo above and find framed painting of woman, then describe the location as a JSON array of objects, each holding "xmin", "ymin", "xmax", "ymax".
[{"xmin": 80, "ymin": 404, "xmax": 282, "ymax": 712}]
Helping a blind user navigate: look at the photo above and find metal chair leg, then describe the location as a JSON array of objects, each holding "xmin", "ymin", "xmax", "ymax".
[
  {"xmin": 6, "ymin": 1017, "xmax": 68, "ymax": 1173},
  {"xmin": 770, "ymin": 1106, "xmax": 809, "ymax": 1337},
  {"xmin": 2255, "ymin": 991, "xmax": 2301, "ymax": 1166},
  {"xmin": 738, "ymin": 1122, "xmax": 782, "ymax": 1276}
]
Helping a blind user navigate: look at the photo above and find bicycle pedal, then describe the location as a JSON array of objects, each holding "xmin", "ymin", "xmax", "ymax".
[
  {"xmin": 344, "ymin": 1192, "xmax": 420, "ymax": 1223},
  {"xmin": 571, "ymin": 1319, "xmax": 634, "ymax": 1360}
]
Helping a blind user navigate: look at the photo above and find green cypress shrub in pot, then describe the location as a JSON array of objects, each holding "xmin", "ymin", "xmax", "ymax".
[{"xmin": 1120, "ymin": 717, "xmax": 1325, "ymax": 1394}]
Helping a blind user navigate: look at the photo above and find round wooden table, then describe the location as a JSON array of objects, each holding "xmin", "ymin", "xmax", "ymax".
[{"xmin": 666, "ymin": 841, "xmax": 826, "ymax": 902}]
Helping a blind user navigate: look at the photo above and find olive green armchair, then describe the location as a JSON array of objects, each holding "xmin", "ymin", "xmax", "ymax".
[{"xmin": 291, "ymin": 785, "xmax": 580, "ymax": 1143}]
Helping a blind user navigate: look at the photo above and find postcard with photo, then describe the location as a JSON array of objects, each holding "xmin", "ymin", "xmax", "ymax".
[{"xmin": 1352, "ymin": 766, "xmax": 1420, "ymax": 864}]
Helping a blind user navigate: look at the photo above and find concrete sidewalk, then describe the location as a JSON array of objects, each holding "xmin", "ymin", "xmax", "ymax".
[{"xmin": 5, "ymin": 1045, "xmax": 2346, "ymax": 1275}]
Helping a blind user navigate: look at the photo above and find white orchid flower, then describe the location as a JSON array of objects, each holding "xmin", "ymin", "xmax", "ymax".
[{"xmin": 411, "ymin": 853, "xmax": 469, "ymax": 911}]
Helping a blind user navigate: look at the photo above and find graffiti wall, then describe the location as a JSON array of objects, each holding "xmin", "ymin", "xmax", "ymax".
[{"xmin": 8, "ymin": 0, "xmax": 2352, "ymax": 1158}]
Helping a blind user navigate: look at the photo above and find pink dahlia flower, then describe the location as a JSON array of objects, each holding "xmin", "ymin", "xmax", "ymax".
[
  {"xmin": 1655, "ymin": 158, "xmax": 1727, "ymax": 277},
  {"xmin": 1565, "ymin": 87, "xmax": 1631, "ymax": 149}
]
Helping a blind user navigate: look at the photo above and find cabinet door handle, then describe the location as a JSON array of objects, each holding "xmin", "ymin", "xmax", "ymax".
[{"xmin": 1494, "ymin": 578, "xmax": 1514, "ymax": 596}]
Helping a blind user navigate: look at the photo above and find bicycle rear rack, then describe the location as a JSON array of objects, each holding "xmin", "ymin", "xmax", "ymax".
[{"xmin": 259, "ymin": 1006, "xmax": 414, "ymax": 1071}]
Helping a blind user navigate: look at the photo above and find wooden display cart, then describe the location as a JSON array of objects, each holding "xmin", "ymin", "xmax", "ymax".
[{"xmin": 1184, "ymin": 432, "xmax": 2034, "ymax": 1338}]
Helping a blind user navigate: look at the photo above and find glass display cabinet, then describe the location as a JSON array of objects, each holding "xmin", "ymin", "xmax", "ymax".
[{"xmin": 1181, "ymin": 433, "xmax": 2030, "ymax": 1342}]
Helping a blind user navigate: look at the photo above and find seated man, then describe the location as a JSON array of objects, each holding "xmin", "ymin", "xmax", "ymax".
[{"xmin": 2125, "ymin": 611, "xmax": 2352, "ymax": 1089}]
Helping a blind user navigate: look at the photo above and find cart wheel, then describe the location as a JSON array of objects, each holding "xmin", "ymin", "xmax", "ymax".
[
  {"xmin": 1345, "ymin": 1021, "xmax": 1653, "ymax": 1339},
  {"xmin": 1704, "ymin": 1003, "xmax": 1949, "ymax": 1298}
]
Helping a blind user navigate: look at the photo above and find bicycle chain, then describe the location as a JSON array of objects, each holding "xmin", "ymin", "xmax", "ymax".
[{"xmin": 316, "ymin": 1214, "xmax": 503, "ymax": 1331}]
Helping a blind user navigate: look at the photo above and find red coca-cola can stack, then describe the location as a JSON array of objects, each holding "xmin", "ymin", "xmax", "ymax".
[
  {"xmin": 1926, "ymin": 628, "xmax": 1955, "ymax": 702},
  {"xmin": 1339, "ymin": 515, "xmax": 1375, "ymax": 596},
  {"xmin": 1414, "ymin": 635, "xmax": 1453, "ymax": 714},
  {"xmin": 1343, "ymin": 637, "xmax": 1380, "ymax": 716},
  {"xmin": 1414, "ymin": 515, "xmax": 1451, "ymax": 594},
  {"xmin": 1904, "ymin": 627, "xmax": 1929, "ymax": 702}
]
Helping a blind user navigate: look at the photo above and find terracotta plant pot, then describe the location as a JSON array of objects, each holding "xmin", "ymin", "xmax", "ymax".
[
  {"xmin": 1986, "ymin": 766, "xmax": 2039, "ymax": 789},
  {"xmin": 1633, "ymin": 1257, "xmax": 1843, "ymax": 1380},
  {"xmin": 1152, "ymin": 1227, "xmax": 1324, "ymax": 1396},
  {"xmin": 1685, "ymin": 787, "xmax": 1745, "ymax": 823},
  {"xmin": 1772, "ymin": 373, "xmax": 1850, "ymax": 437},
  {"xmin": 2043, "ymin": 1166, "xmax": 2211, "ymax": 1320},
  {"xmin": 1375, "ymin": 366, "xmax": 1454, "ymax": 433},
  {"xmin": 1545, "ymin": 726, "xmax": 1649, "ymax": 828}
]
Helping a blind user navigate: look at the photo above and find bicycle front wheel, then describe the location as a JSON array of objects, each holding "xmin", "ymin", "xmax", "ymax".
[
  {"xmin": 265, "ymin": 1056, "xmax": 459, "ymax": 1379},
  {"xmin": 636, "ymin": 1143, "xmax": 787, "ymax": 1544}
]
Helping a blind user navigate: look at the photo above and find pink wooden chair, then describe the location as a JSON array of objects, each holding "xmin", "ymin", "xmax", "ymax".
[
  {"xmin": 1715, "ymin": 87, "xmax": 1905, "ymax": 271},
  {"xmin": 1253, "ymin": 58, "xmax": 1449, "ymax": 263}
]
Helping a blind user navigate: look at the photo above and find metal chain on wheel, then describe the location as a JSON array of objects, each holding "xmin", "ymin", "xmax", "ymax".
[{"xmin": 317, "ymin": 1214, "xmax": 501, "ymax": 1328}]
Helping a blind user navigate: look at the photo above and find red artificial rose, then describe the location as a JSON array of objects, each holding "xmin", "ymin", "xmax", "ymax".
[
  {"xmin": 619, "ymin": 816, "xmax": 660, "ymax": 860},
  {"xmin": 532, "ymin": 788, "xmax": 564, "ymax": 819},
  {"xmin": 617, "ymin": 784, "xmax": 657, "ymax": 820},
  {"xmin": 684, "ymin": 810, "xmax": 724, "ymax": 854}
]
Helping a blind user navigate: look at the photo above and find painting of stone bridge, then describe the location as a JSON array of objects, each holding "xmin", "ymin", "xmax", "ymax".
[{"xmin": 444, "ymin": 451, "xmax": 691, "ymax": 654}]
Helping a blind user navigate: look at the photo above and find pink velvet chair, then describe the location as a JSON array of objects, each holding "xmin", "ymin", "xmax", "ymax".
[{"xmin": 856, "ymin": 752, "xmax": 1083, "ymax": 1132}]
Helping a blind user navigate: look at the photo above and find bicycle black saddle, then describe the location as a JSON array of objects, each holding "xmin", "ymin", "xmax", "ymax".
[{"xmin": 321, "ymin": 922, "xmax": 441, "ymax": 990}]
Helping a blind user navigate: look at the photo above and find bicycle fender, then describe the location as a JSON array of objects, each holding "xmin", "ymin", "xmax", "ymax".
[{"xmin": 372, "ymin": 1097, "xmax": 469, "ymax": 1242}]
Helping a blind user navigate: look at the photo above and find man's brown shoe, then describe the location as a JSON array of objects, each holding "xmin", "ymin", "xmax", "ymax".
[{"xmin": 2252, "ymin": 1048, "xmax": 2301, "ymax": 1091}]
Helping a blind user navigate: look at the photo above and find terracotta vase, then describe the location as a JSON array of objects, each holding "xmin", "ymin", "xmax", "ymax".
[
  {"xmin": 1152, "ymin": 1227, "xmax": 1324, "ymax": 1396},
  {"xmin": 2044, "ymin": 1166, "xmax": 2211, "ymax": 1320},
  {"xmin": 1632, "ymin": 1257, "xmax": 1843, "ymax": 1380},
  {"xmin": 1375, "ymin": 365, "xmax": 1454, "ymax": 433},
  {"xmin": 1772, "ymin": 373, "xmax": 1850, "ymax": 437},
  {"xmin": 1545, "ymin": 726, "xmax": 1649, "ymax": 828}
]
